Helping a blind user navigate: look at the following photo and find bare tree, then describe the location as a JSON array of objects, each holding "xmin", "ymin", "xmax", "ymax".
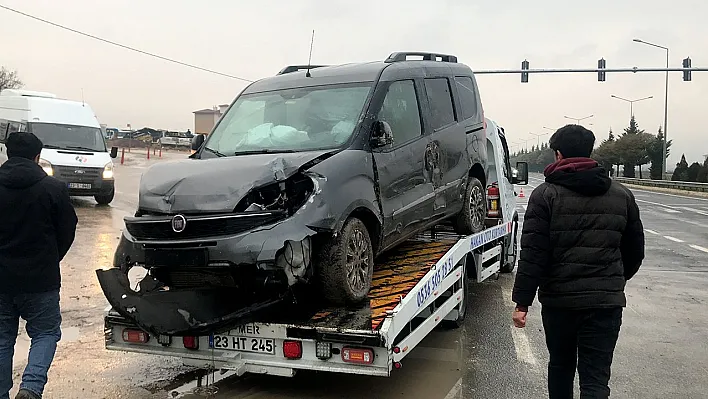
[{"xmin": 0, "ymin": 67, "xmax": 23, "ymax": 92}]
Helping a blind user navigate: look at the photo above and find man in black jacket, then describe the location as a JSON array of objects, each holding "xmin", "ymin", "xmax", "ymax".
[
  {"xmin": 0, "ymin": 133, "xmax": 78, "ymax": 399},
  {"xmin": 511, "ymin": 125, "xmax": 645, "ymax": 399}
]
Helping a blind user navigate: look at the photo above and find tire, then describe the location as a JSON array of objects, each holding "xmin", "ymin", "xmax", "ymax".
[
  {"xmin": 317, "ymin": 217, "xmax": 374, "ymax": 305},
  {"xmin": 95, "ymin": 189, "xmax": 115, "ymax": 206},
  {"xmin": 501, "ymin": 219, "xmax": 519, "ymax": 273},
  {"xmin": 452, "ymin": 177, "xmax": 486, "ymax": 236},
  {"xmin": 442, "ymin": 256, "xmax": 469, "ymax": 329}
]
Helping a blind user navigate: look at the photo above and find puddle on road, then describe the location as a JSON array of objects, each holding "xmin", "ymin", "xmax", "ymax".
[
  {"xmin": 148, "ymin": 369, "xmax": 238, "ymax": 398},
  {"xmin": 13, "ymin": 325, "xmax": 83, "ymax": 365}
]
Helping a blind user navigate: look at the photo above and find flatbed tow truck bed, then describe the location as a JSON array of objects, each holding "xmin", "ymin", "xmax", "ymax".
[{"xmin": 104, "ymin": 222, "xmax": 514, "ymax": 378}]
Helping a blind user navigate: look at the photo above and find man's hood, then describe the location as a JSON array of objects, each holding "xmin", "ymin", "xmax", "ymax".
[
  {"xmin": 138, "ymin": 150, "xmax": 332, "ymax": 213},
  {"xmin": 544, "ymin": 157, "xmax": 611, "ymax": 196},
  {"xmin": 0, "ymin": 158, "xmax": 47, "ymax": 189}
]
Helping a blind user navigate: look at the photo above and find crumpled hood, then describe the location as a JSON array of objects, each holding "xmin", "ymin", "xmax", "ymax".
[{"xmin": 138, "ymin": 150, "xmax": 331, "ymax": 213}]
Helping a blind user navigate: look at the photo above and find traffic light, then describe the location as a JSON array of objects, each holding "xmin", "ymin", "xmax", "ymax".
[
  {"xmin": 598, "ymin": 58, "xmax": 606, "ymax": 82},
  {"xmin": 683, "ymin": 57, "xmax": 692, "ymax": 81},
  {"xmin": 521, "ymin": 60, "xmax": 529, "ymax": 83}
]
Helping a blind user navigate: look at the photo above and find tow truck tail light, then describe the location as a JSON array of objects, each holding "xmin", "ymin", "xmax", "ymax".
[
  {"xmin": 487, "ymin": 185, "xmax": 500, "ymax": 217},
  {"xmin": 122, "ymin": 329, "xmax": 149, "ymax": 344},
  {"xmin": 315, "ymin": 341, "xmax": 332, "ymax": 359},
  {"xmin": 182, "ymin": 336, "xmax": 199, "ymax": 350},
  {"xmin": 283, "ymin": 340, "xmax": 303, "ymax": 359},
  {"xmin": 341, "ymin": 347, "xmax": 374, "ymax": 365}
]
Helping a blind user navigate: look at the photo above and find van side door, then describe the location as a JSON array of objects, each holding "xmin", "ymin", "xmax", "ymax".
[
  {"xmin": 371, "ymin": 79, "xmax": 435, "ymax": 251},
  {"xmin": 420, "ymin": 71, "xmax": 469, "ymax": 220}
]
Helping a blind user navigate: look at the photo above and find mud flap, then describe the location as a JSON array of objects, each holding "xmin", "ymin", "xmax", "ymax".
[{"xmin": 96, "ymin": 268, "xmax": 284, "ymax": 336}]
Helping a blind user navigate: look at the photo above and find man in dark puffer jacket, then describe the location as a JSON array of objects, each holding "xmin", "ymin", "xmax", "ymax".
[{"xmin": 511, "ymin": 124, "xmax": 645, "ymax": 399}]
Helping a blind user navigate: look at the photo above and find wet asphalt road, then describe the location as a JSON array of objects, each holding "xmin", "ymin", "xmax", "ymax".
[{"xmin": 8, "ymin": 160, "xmax": 708, "ymax": 399}]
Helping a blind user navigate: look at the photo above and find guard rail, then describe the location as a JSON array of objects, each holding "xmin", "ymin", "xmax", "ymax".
[{"xmin": 614, "ymin": 177, "xmax": 708, "ymax": 193}]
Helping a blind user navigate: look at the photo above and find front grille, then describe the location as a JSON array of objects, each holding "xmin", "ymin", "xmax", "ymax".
[
  {"xmin": 124, "ymin": 211, "xmax": 286, "ymax": 240},
  {"xmin": 54, "ymin": 166, "xmax": 102, "ymax": 182}
]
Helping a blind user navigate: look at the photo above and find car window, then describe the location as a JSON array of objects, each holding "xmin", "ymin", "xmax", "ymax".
[
  {"xmin": 424, "ymin": 78, "xmax": 456, "ymax": 130},
  {"xmin": 0, "ymin": 119, "xmax": 8, "ymax": 142},
  {"xmin": 454, "ymin": 76, "xmax": 479, "ymax": 121},
  {"xmin": 377, "ymin": 80, "xmax": 423, "ymax": 145},
  {"xmin": 499, "ymin": 130, "xmax": 513, "ymax": 180},
  {"xmin": 6, "ymin": 122, "xmax": 19, "ymax": 137}
]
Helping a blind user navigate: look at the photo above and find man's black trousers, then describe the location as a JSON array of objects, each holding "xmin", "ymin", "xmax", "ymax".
[{"xmin": 541, "ymin": 307, "xmax": 623, "ymax": 399}]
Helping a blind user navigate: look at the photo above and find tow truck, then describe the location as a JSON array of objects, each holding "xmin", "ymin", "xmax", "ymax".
[{"xmin": 102, "ymin": 118, "xmax": 528, "ymax": 378}]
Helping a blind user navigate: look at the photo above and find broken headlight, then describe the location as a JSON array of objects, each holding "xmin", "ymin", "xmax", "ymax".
[{"xmin": 235, "ymin": 172, "xmax": 315, "ymax": 216}]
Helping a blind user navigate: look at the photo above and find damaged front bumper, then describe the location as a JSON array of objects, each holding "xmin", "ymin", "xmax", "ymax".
[{"xmin": 96, "ymin": 268, "xmax": 285, "ymax": 336}]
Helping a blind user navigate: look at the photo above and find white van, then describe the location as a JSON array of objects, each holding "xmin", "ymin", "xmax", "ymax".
[{"xmin": 0, "ymin": 89, "xmax": 118, "ymax": 204}]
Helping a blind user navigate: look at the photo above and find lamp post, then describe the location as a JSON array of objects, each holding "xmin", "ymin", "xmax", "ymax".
[
  {"xmin": 633, "ymin": 38, "xmax": 669, "ymax": 178},
  {"xmin": 564, "ymin": 115, "xmax": 594, "ymax": 124},
  {"xmin": 610, "ymin": 95, "xmax": 653, "ymax": 119}
]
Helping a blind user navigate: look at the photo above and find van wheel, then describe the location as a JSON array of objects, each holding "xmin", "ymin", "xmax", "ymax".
[
  {"xmin": 453, "ymin": 177, "xmax": 486, "ymax": 235},
  {"xmin": 95, "ymin": 189, "xmax": 115, "ymax": 206},
  {"xmin": 317, "ymin": 217, "xmax": 374, "ymax": 305},
  {"xmin": 501, "ymin": 220, "xmax": 519, "ymax": 273}
]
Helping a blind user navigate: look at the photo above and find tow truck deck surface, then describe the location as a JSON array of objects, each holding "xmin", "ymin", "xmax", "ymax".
[{"xmin": 104, "ymin": 223, "xmax": 513, "ymax": 377}]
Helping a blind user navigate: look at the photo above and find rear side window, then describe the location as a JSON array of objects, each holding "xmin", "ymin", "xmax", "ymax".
[
  {"xmin": 454, "ymin": 76, "xmax": 479, "ymax": 121},
  {"xmin": 378, "ymin": 80, "xmax": 423, "ymax": 145},
  {"xmin": 424, "ymin": 78, "xmax": 456, "ymax": 130},
  {"xmin": 0, "ymin": 120, "xmax": 8, "ymax": 142}
]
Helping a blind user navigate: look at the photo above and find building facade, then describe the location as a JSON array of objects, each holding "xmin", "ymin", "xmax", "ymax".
[{"xmin": 193, "ymin": 104, "xmax": 229, "ymax": 134}]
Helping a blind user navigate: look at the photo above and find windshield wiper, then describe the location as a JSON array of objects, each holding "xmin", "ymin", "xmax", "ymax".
[
  {"xmin": 43, "ymin": 144, "xmax": 62, "ymax": 149},
  {"xmin": 234, "ymin": 149, "xmax": 296, "ymax": 155},
  {"xmin": 203, "ymin": 147, "xmax": 226, "ymax": 157},
  {"xmin": 65, "ymin": 146, "xmax": 100, "ymax": 152}
]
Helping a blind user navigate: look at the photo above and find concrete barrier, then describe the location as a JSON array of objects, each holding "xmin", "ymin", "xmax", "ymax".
[{"xmin": 614, "ymin": 177, "xmax": 708, "ymax": 193}]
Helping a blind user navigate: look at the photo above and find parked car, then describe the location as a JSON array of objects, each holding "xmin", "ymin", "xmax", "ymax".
[{"xmin": 103, "ymin": 52, "xmax": 489, "ymax": 328}]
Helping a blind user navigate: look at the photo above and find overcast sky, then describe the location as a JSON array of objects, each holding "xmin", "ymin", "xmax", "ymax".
[{"xmin": 1, "ymin": 0, "xmax": 706, "ymax": 164}]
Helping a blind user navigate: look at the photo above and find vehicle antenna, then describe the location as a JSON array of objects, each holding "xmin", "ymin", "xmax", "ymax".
[{"xmin": 306, "ymin": 30, "xmax": 315, "ymax": 78}]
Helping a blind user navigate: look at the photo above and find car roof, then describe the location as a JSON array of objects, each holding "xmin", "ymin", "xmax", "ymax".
[{"xmin": 243, "ymin": 52, "xmax": 476, "ymax": 94}]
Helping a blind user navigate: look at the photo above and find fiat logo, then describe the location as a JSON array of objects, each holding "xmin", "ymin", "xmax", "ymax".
[{"xmin": 171, "ymin": 215, "xmax": 187, "ymax": 233}]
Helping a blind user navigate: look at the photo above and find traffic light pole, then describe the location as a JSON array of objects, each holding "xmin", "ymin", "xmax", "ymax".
[{"xmin": 473, "ymin": 66, "xmax": 707, "ymax": 74}]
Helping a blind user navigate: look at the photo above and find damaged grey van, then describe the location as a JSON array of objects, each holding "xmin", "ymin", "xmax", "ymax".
[{"xmin": 97, "ymin": 52, "xmax": 488, "ymax": 335}]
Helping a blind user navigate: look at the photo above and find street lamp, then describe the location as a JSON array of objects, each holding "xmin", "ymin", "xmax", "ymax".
[
  {"xmin": 634, "ymin": 38, "xmax": 669, "ymax": 178},
  {"xmin": 610, "ymin": 95, "xmax": 653, "ymax": 119},
  {"xmin": 564, "ymin": 115, "xmax": 594, "ymax": 124}
]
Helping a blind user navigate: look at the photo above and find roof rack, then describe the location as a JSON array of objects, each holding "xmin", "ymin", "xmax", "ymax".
[
  {"xmin": 276, "ymin": 65, "xmax": 329, "ymax": 75},
  {"xmin": 385, "ymin": 52, "xmax": 458, "ymax": 64}
]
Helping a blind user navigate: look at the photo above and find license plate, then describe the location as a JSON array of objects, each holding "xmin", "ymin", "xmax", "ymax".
[
  {"xmin": 144, "ymin": 248, "xmax": 208, "ymax": 267},
  {"xmin": 68, "ymin": 183, "xmax": 91, "ymax": 189},
  {"xmin": 209, "ymin": 335, "xmax": 275, "ymax": 355}
]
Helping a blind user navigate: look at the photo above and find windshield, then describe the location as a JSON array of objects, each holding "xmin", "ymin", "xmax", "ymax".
[
  {"xmin": 28, "ymin": 122, "xmax": 107, "ymax": 152},
  {"xmin": 204, "ymin": 83, "xmax": 372, "ymax": 155}
]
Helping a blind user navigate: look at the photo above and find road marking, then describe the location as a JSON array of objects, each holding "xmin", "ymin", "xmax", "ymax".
[
  {"xmin": 661, "ymin": 208, "xmax": 681, "ymax": 214},
  {"xmin": 689, "ymin": 244, "xmax": 708, "ymax": 254},
  {"xmin": 644, "ymin": 229, "xmax": 659, "ymax": 235},
  {"xmin": 501, "ymin": 289, "xmax": 538, "ymax": 366},
  {"xmin": 443, "ymin": 378, "xmax": 462, "ymax": 399},
  {"xmin": 664, "ymin": 236, "xmax": 685, "ymax": 243},
  {"xmin": 677, "ymin": 207, "xmax": 708, "ymax": 216},
  {"xmin": 636, "ymin": 199, "xmax": 679, "ymax": 209}
]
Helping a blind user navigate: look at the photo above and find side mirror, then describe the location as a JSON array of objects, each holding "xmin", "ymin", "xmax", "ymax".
[
  {"xmin": 370, "ymin": 121, "xmax": 394, "ymax": 148},
  {"xmin": 191, "ymin": 134, "xmax": 205, "ymax": 151},
  {"xmin": 512, "ymin": 162, "xmax": 529, "ymax": 185},
  {"xmin": 110, "ymin": 146, "xmax": 119, "ymax": 159}
]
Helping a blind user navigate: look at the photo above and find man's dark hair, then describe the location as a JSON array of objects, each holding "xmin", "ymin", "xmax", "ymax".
[
  {"xmin": 548, "ymin": 124, "xmax": 596, "ymax": 158},
  {"xmin": 6, "ymin": 132, "xmax": 44, "ymax": 160}
]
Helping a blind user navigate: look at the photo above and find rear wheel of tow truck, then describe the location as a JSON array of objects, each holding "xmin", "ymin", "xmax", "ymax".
[
  {"xmin": 500, "ymin": 219, "xmax": 519, "ymax": 273},
  {"xmin": 453, "ymin": 177, "xmax": 486, "ymax": 236},
  {"xmin": 317, "ymin": 217, "xmax": 374, "ymax": 306},
  {"xmin": 94, "ymin": 188, "xmax": 115, "ymax": 206},
  {"xmin": 442, "ymin": 255, "xmax": 470, "ymax": 329}
]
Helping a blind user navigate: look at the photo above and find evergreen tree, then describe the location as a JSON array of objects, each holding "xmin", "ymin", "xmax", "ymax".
[
  {"xmin": 697, "ymin": 157, "xmax": 708, "ymax": 183},
  {"xmin": 687, "ymin": 162, "xmax": 703, "ymax": 182},
  {"xmin": 671, "ymin": 154, "xmax": 689, "ymax": 181}
]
